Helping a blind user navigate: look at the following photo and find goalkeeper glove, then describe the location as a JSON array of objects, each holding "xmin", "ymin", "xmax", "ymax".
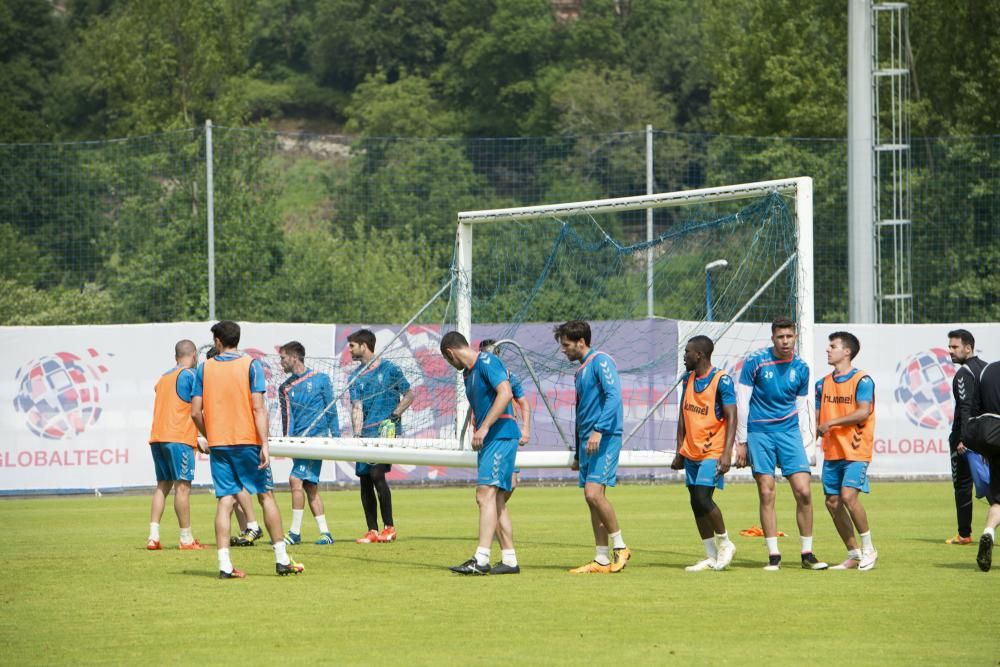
[{"xmin": 378, "ymin": 414, "xmax": 400, "ymax": 439}]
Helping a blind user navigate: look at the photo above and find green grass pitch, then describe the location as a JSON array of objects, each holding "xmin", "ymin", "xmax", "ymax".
[{"xmin": 2, "ymin": 481, "xmax": 998, "ymax": 665}]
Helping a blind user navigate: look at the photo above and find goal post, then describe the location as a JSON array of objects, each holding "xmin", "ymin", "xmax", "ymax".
[{"xmin": 269, "ymin": 177, "xmax": 815, "ymax": 469}]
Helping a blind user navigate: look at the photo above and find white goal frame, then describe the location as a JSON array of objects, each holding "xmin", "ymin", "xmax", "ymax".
[{"xmin": 270, "ymin": 177, "xmax": 814, "ymax": 468}]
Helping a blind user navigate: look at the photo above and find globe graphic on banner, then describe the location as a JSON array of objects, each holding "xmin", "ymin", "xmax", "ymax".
[
  {"xmin": 894, "ymin": 347, "xmax": 955, "ymax": 429},
  {"xmin": 12, "ymin": 350, "xmax": 110, "ymax": 440}
]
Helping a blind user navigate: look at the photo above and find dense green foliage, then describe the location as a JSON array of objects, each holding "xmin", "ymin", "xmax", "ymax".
[
  {"xmin": 1, "ymin": 0, "xmax": 997, "ymax": 324},
  {"xmin": 1, "ymin": 484, "xmax": 997, "ymax": 663}
]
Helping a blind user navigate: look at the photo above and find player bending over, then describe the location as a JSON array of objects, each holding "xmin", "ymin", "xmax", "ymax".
[
  {"xmin": 441, "ymin": 332, "xmax": 521, "ymax": 575},
  {"xmin": 671, "ymin": 335, "xmax": 737, "ymax": 571},
  {"xmin": 479, "ymin": 339, "xmax": 532, "ymax": 552}
]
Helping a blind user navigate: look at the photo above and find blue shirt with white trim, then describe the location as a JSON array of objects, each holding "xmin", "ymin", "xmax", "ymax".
[
  {"xmin": 575, "ymin": 349, "xmax": 623, "ymax": 437},
  {"xmin": 739, "ymin": 346, "xmax": 810, "ymax": 433}
]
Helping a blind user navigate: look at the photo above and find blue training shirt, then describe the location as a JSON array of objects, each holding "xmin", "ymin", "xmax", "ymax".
[
  {"xmin": 680, "ymin": 367, "xmax": 736, "ymax": 420},
  {"xmin": 464, "ymin": 351, "xmax": 520, "ymax": 444},
  {"xmin": 191, "ymin": 352, "xmax": 266, "ymax": 397},
  {"xmin": 509, "ymin": 371, "xmax": 525, "ymax": 400},
  {"xmin": 814, "ymin": 368, "xmax": 875, "ymax": 411},
  {"xmin": 279, "ymin": 369, "xmax": 339, "ymax": 437},
  {"xmin": 164, "ymin": 366, "xmax": 196, "ymax": 403},
  {"xmin": 739, "ymin": 347, "xmax": 810, "ymax": 433},
  {"xmin": 575, "ymin": 349, "xmax": 623, "ymax": 438},
  {"xmin": 349, "ymin": 359, "xmax": 411, "ymax": 437}
]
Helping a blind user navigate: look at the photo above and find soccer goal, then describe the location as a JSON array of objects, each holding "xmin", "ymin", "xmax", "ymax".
[{"xmin": 268, "ymin": 177, "xmax": 814, "ymax": 470}]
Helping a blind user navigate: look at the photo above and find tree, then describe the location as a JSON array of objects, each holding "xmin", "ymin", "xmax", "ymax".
[
  {"xmin": 345, "ymin": 71, "xmax": 460, "ymax": 137},
  {"xmin": 702, "ymin": 0, "xmax": 847, "ymax": 137},
  {"xmin": 51, "ymin": 0, "xmax": 258, "ymax": 137},
  {"xmin": 0, "ymin": 0, "xmax": 66, "ymax": 142}
]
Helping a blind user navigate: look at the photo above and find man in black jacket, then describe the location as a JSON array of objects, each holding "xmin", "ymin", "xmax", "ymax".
[
  {"xmin": 945, "ymin": 329, "xmax": 987, "ymax": 545},
  {"xmin": 973, "ymin": 361, "xmax": 1000, "ymax": 572}
]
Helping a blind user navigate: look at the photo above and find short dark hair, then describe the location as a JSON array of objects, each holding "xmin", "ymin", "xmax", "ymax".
[
  {"xmin": 554, "ymin": 320, "xmax": 591, "ymax": 346},
  {"xmin": 174, "ymin": 339, "xmax": 196, "ymax": 359},
  {"xmin": 829, "ymin": 331, "xmax": 860, "ymax": 360},
  {"xmin": 280, "ymin": 341, "xmax": 306, "ymax": 361},
  {"xmin": 479, "ymin": 338, "xmax": 498, "ymax": 353},
  {"xmin": 347, "ymin": 329, "xmax": 376, "ymax": 352},
  {"xmin": 948, "ymin": 329, "xmax": 975, "ymax": 348},
  {"xmin": 687, "ymin": 335, "xmax": 714, "ymax": 360},
  {"xmin": 211, "ymin": 320, "xmax": 241, "ymax": 348},
  {"xmin": 771, "ymin": 316, "xmax": 796, "ymax": 334},
  {"xmin": 440, "ymin": 330, "xmax": 469, "ymax": 353}
]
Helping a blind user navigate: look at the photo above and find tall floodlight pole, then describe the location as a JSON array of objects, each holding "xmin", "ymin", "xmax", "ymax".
[{"xmin": 848, "ymin": 0, "xmax": 877, "ymax": 322}]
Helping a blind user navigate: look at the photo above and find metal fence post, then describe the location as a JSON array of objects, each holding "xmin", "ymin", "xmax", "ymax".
[{"xmin": 206, "ymin": 119, "xmax": 216, "ymax": 321}]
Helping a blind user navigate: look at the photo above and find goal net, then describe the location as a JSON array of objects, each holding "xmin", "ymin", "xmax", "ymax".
[{"xmin": 268, "ymin": 178, "xmax": 814, "ymax": 472}]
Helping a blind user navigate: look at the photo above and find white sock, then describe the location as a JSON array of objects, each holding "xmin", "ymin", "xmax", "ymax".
[
  {"xmin": 247, "ymin": 521, "xmax": 260, "ymax": 532},
  {"xmin": 716, "ymin": 531, "xmax": 733, "ymax": 548},
  {"xmin": 703, "ymin": 537, "xmax": 719, "ymax": 560},
  {"xmin": 609, "ymin": 530, "xmax": 626, "ymax": 549},
  {"xmin": 595, "ymin": 546, "xmax": 611, "ymax": 566},
  {"xmin": 148, "ymin": 522, "xmax": 160, "ymax": 541},
  {"xmin": 315, "ymin": 514, "xmax": 329, "ymax": 535},
  {"xmin": 290, "ymin": 509, "xmax": 304, "ymax": 534},
  {"xmin": 218, "ymin": 548, "xmax": 233, "ymax": 574},
  {"xmin": 985, "ymin": 527, "xmax": 996, "ymax": 540},
  {"xmin": 859, "ymin": 531, "xmax": 874, "ymax": 551},
  {"xmin": 800, "ymin": 535, "xmax": 814, "ymax": 554},
  {"xmin": 474, "ymin": 546, "xmax": 491, "ymax": 567},
  {"xmin": 501, "ymin": 549, "xmax": 518, "ymax": 567},
  {"xmin": 273, "ymin": 540, "xmax": 290, "ymax": 565},
  {"xmin": 847, "ymin": 548, "xmax": 861, "ymax": 560},
  {"xmin": 765, "ymin": 537, "xmax": 780, "ymax": 555},
  {"xmin": 179, "ymin": 527, "xmax": 193, "ymax": 544}
]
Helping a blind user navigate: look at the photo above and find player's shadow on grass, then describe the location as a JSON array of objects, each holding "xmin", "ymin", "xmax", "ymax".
[
  {"xmin": 932, "ymin": 562, "xmax": 984, "ymax": 570},
  {"xmin": 177, "ymin": 569, "xmax": 227, "ymax": 578},
  {"xmin": 332, "ymin": 551, "xmax": 450, "ymax": 572},
  {"xmin": 908, "ymin": 538, "xmax": 959, "ymax": 544}
]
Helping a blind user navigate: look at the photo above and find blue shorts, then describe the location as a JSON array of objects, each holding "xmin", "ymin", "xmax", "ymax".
[
  {"xmin": 477, "ymin": 438, "xmax": 518, "ymax": 492},
  {"xmin": 684, "ymin": 457, "xmax": 724, "ymax": 490},
  {"xmin": 209, "ymin": 446, "xmax": 274, "ymax": 498},
  {"xmin": 291, "ymin": 458, "xmax": 322, "ymax": 485},
  {"xmin": 747, "ymin": 430, "xmax": 811, "ymax": 477},
  {"xmin": 150, "ymin": 443, "xmax": 195, "ymax": 482},
  {"xmin": 578, "ymin": 434, "xmax": 622, "ymax": 488},
  {"xmin": 822, "ymin": 459, "xmax": 870, "ymax": 495},
  {"xmin": 355, "ymin": 462, "xmax": 392, "ymax": 477}
]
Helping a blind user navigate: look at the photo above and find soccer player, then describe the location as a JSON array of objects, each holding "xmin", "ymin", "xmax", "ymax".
[
  {"xmin": 973, "ymin": 360, "xmax": 1000, "ymax": 572},
  {"xmin": 190, "ymin": 320, "xmax": 303, "ymax": 579},
  {"xmin": 440, "ymin": 331, "xmax": 521, "ymax": 575},
  {"xmin": 146, "ymin": 339, "xmax": 206, "ymax": 551},
  {"xmin": 816, "ymin": 331, "xmax": 878, "ymax": 571},
  {"xmin": 347, "ymin": 328, "xmax": 414, "ymax": 544},
  {"xmin": 202, "ymin": 346, "xmax": 262, "ymax": 548},
  {"xmin": 945, "ymin": 329, "xmax": 987, "ymax": 545},
  {"xmin": 556, "ymin": 320, "xmax": 631, "ymax": 574},
  {"xmin": 734, "ymin": 316, "xmax": 827, "ymax": 571},
  {"xmin": 670, "ymin": 335, "xmax": 737, "ymax": 572},
  {"xmin": 278, "ymin": 341, "xmax": 339, "ymax": 546},
  {"xmin": 479, "ymin": 339, "xmax": 532, "ymax": 551}
]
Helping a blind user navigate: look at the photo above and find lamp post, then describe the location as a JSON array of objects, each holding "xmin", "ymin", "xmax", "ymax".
[{"xmin": 705, "ymin": 259, "xmax": 729, "ymax": 321}]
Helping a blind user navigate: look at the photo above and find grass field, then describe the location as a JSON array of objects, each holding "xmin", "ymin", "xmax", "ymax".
[{"xmin": 2, "ymin": 481, "xmax": 998, "ymax": 665}]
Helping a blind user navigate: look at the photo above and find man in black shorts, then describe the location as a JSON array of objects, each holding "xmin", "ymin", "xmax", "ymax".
[{"xmin": 973, "ymin": 360, "xmax": 1000, "ymax": 572}]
